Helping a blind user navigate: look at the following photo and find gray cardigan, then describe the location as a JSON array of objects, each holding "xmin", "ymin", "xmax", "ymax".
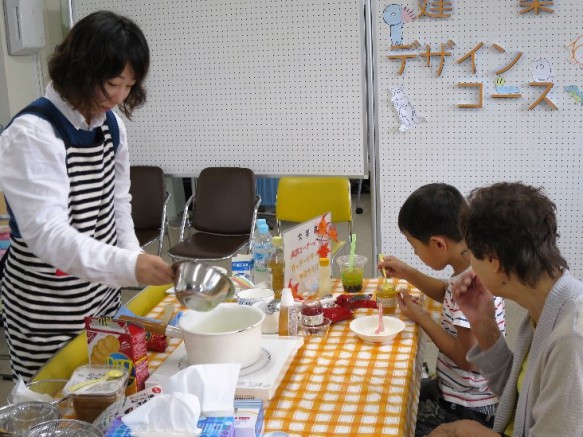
[{"xmin": 467, "ymin": 271, "xmax": 583, "ymax": 436}]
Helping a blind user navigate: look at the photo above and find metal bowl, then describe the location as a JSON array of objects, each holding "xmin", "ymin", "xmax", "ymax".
[{"xmin": 173, "ymin": 261, "xmax": 235, "ymax": 311}]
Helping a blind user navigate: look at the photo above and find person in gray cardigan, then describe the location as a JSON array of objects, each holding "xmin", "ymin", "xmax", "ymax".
[{"xmin": 428, "ymin": 182, "xmax": 583, "ymax": 437}]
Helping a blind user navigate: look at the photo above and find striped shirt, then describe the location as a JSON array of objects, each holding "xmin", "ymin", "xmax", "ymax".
[
  {"xmin": 437, "ymin": 269, "xmax": 506, "ymax": 408},
  {"xmin": 0, "ymin": 88, "xmax": 137, "ymax": 380}
]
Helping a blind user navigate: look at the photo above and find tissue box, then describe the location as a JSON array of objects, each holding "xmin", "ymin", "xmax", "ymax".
[
  {"xmin": 234, "ymin": 399, "xmax": 264, "ymax": 437},
  {"xmin": 198, "ymin": 416, "xmax": 235, "ymax": 437},
  {"xmin": 97, "ymin": 385, "xmax": 164, "ymax": 432},
  {"xmin": 85, "ymin": 317, "xmax": 149, "ymax": 394},
  {"xmin": 105, "ymin": 415, "xmax": 235, "ymax": 437}
]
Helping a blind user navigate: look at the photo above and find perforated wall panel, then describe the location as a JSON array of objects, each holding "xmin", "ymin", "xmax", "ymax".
[
  {"xmin": 72, "ymin": 0, "xmax": 367, "ymax": 177},
  {"xmin": 374, "ymin": 0, "xmax": 583, "ymax": 278}
]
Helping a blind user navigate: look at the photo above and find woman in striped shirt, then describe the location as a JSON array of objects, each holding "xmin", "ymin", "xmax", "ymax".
[{"xmin": 0, "ymin": 11, "xmax": 174, "ymax": 380}]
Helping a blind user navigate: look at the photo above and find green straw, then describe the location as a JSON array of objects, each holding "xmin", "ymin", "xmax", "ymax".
[{"xmin": 349, "ymin": 233, "xmax": 357, "ymax": 270}]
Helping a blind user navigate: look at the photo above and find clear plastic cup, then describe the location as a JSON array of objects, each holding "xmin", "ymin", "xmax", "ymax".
[{"xmin": 336, "ymin": 255, "xmax": 367, "ymax": 293}]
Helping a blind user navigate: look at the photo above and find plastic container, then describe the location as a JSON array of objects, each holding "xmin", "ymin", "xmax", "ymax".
[
  {"xmin": 268, "ymin": 236, "xmax": 285, "ymax": 299},
  {"xmin": 336, "ymin": 255, "xmax": 368, "ymax": 293},
  {"xmin": 278, "ymin": 288, "xmax": 298, "ymax": 336},
  {"xmin": 318, "ymin": 258, "xmax": 332, "ymax": 297},
  {"xmin": 63, "ymin": 365, "xmax": 128, "ymax": 423},
  {"xmin": 252, "ymin": 223, "xmax": 273, "ymax": 285}
]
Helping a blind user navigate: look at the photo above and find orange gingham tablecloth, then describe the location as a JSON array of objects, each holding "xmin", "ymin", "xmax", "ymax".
[{"xmin": 142, "ymin": 279, "xmax": 437, "ymax": 437}]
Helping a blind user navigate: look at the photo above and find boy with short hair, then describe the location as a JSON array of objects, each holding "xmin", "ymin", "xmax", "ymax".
[{"xmin": 378, "ymin": 183, "xmax": 506, "ymax": 436}]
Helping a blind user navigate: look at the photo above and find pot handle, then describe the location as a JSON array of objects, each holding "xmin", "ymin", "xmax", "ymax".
[{"xmin": 118, "ymin": 315, "xmax": 183, "ymax": 338}]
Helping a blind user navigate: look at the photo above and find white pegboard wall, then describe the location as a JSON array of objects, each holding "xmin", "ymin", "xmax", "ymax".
[
  {"xmin": 72, "ymin": 0, "xmax": 367, "ymax": 177},
  {"xmin": 374, "ymin": 0, "xmax": 583, "ymax": 278}
]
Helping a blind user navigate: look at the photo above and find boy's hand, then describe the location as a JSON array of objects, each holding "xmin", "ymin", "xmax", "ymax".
[
  {"xmin": 396, "ymin": 289, "xmax": 426, "ymax": 322},
  {"xmin": 135, "ymin": 253, "xmax": 175, "ymax": 286},
  {"xmin": 378, "ymin": 255, "xmax": 412, "ymax": 280}
]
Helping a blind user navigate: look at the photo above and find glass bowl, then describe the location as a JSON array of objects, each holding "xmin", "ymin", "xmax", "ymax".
[
  {"xmin": 7, "ymin": 379, "xmax": 71, "ymax": 415},
  {"xmin": 24, "ymin": 419, "xmax": 103, "ymax": 436}
]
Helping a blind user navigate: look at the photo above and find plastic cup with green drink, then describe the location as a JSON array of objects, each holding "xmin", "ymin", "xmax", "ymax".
[{"xmin": 336, "ymin": 255, "xmax": 367, "ymax": 293}]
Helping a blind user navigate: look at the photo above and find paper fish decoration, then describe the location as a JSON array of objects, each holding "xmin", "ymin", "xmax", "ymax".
[
  {"xmin": 564, "ymin": 85, "xmax": 583, "ymax": 105},
  {"xmin": 383, "ymin": 4, "xmax": 416, "ymax": 46},
  {"xmin": 390, "ymin": 84, "xmax": 426, "ymax": 132}
]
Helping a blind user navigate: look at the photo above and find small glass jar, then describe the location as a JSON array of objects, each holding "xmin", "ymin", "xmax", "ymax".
[
  {"xmin": 300, "ymin": 300, "xmax": 330, "ymax": 336},
  {"xmin": 376, "ymin": 282, "xmax": 398, "ymax": 314}
]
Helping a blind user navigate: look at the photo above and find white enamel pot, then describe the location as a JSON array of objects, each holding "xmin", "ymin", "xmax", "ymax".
[{"xmin": 178, "ymin": 304, "xmax": 265, "ymax": 366}]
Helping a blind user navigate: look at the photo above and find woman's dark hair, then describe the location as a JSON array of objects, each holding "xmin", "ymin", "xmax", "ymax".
[
  {"xmin": 398, "ymin": 183, "xmax": 466, "ymax": 244},
  {"xmin": 48, "ymin": 10, "xmax": 149, "ymax": 119},
  {"xmin": 460, "ymin": 182, "xmax": 568, "ymax": 287}
]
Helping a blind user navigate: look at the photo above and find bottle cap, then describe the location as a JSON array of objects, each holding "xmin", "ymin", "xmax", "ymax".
[
  {"xmin": 272, "ymin": 236, "xmax": 283, "ymax": 246},
  {"xmin": 258, "ymin": 223, "xmax": 270, "ymax": 234},
  {"xmin": 319, "ymin": 257, "xmax": 330, "ymax": 266},
  {"xmin": 280, "ymin": 288, "xmax": 294, "ymax": 306}
]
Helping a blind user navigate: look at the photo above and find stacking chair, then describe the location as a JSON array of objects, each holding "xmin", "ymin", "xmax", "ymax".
[
  {"xmin": 129, "ymin": 166, "xmax": 171, "ymax": 256},
  {"xmin": 168, "ymin": 167, "xmax": 260, "ymax": 262},
  {"xmin": 275, "ymin": 177, "xmax": 352, "ymax": 259}
]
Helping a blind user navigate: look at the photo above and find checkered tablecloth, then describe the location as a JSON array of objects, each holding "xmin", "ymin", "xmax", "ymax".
[{"xmin": 142, "ymin": 279, "xmax": 439, "ymax": 437}]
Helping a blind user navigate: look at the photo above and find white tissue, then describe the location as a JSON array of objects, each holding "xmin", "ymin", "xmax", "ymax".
[
  {"xmin": 153, "ymin": 363, "xmax": 240, "ymax": 417},
  {"xmin": 10, "ymin": 377, "xmax": 54, "ymax": 404},
  {"xmin": 122, "ymin": 393, "xmax": 202, "ymax": 436}
]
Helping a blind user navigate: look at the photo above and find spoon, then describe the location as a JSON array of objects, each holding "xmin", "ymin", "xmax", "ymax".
[
  {"xmin": 375, "ymin": 302, "xmax": 385, "ymax": 334},
  {"xmin": 378, "ymin": 253, "xmax": 389, "ymax": 285},
  {"xmin": 68, "ymin": 369, "xmax": 124, "ymax": 392}
]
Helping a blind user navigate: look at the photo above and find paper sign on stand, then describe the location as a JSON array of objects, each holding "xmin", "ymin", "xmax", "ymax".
[{"xmin": 282, "ymin": 212, "xmax": 334, "ymax": 296}]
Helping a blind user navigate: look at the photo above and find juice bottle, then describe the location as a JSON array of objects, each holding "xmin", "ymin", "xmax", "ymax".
[{"xmin": 269, "ymin": 236, "xmax": 285, "ymax": 299}]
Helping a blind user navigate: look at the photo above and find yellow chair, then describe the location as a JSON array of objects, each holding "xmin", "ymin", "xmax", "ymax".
[
  {"xmin": 275, "ymin": 177, "xmax": 352, "ymax": 258},
  {"xmin": 31, "ymin": 285, "xmax": 170, "ymax": 382}
]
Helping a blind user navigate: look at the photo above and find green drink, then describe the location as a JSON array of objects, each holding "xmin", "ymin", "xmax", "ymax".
[{"xmin": 341, "ymin": 267, "xmax": 364, "ymax": 292}]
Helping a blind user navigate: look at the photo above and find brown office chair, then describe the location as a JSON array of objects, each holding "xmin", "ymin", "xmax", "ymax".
[
  {"xmin": 129, "ymin": 166, "xmax": 171, "ymax": 256},
  {"xmin": 168, "ymin": 167, "xmax": 260, "ymax": 262}
]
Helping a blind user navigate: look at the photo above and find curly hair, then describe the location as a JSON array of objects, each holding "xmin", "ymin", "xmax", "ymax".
[
  {"xmin": 48, "ymin": 10, "xmax": 149, "ymax": 119},
  {"xmin": 460, "ymin": 182, "xmax": 568, "ymax": 287},
  {"xmin": 398, "ymin": 183, "xmax": 466, "ymax": 244}
]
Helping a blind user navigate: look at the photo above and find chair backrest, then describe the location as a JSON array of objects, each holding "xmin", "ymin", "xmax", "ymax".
[
  {"xmin": 193, "ymin": 167, "xmax": 257, "ymax": 235},
  {"xmin": 276, "ymin": 177, "xmax": 352, "ymax": 224},
  {"xmin": 130, "ymin": 166, "xmax": 166, "ymax": 230}
]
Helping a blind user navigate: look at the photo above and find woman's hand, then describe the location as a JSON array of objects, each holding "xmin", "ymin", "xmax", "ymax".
[
  {"xmin": 396, "ymin": 289, "xmax": 425, "ymax": 322},
  {"xmin": 451, "ymin": 270, "xmax": 494, "ymax": 326},
  {"xmin": 135, "ymin": 253, "xmax": 174, "ymax": 285},
  {"xmin": 378, "ymin": 255, "xmax": 412, "ymax": 280},
  {"xmin": 427, "ymin": 419, "xmax": 500, "ymax": 436}
]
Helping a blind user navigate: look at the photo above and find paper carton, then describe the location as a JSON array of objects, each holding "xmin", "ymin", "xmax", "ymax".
[{"xmin": 85, "ymin": 317, "xmax": 149, "ymax": 395}]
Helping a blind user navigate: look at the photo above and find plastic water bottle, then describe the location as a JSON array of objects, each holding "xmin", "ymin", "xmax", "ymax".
[{"xmin": 252, "ymin": 222, "xmax": 272, "ymax": 285}]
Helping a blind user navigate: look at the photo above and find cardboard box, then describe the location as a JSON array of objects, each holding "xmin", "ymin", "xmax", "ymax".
[{"xmin": 85, "ymin": 317, "xmax": 149, "ymax": 395}]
